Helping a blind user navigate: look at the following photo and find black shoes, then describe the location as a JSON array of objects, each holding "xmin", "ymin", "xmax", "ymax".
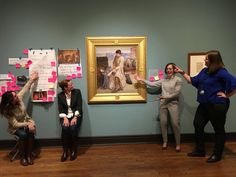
[
  {"xmin": 70, "ymin": 151, "xmax": 77, "ymax": 161},
  {"xmin": 187, "ymin": 150, "xmax": 206, "ymax": 157},
  {"xmin": 61, "ymin": 151, "xmax": 68, "ymax": 162},
  {"xmin": 206, "ymin": 154, "xmax": 222, "ymax": 163}
]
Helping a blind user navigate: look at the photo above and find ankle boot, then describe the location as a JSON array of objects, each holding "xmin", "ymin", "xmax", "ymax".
[
  {"xmin": 61, "ymin": 147, "xmax": 69, "ymax": 162},
  {"xmin": 70, "ymin": 137, "xmax": 78, "ymax": 161}
]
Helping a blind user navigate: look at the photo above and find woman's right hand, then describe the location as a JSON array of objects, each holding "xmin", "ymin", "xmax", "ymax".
[
  {"xmin": 30, "ymin": 71, "xmax": 39, "ymax": 81},
  {"xmin": 63, "ymin": 117, "xmax": 69, "ymax": 127},
  {"xmin": 134, "ymin": 74, "xmax": 143, "ymax": 81},
  {"xmin": 174, "ymin": 66, "xmax": 185, "ymax": 74}
]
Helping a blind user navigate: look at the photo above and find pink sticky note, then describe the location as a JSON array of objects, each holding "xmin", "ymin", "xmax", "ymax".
[
  {"xmin": 149, "ymin": 76, "xmax": 155, "ymax": 82},
  {"xmin": 48, "ymin": 90, "xmax": 55, "ymax": 96},
  {"xmin": 77, "ymin": 73, "xmax": 82, "ymax": 78},
  {"xmin": 42, "ymin": 97, "xmax": 47, "ymax": 102},
  {"xmin": 158, "ymin": 70, "xmax": 164, "ymax": 80},
  {"xmin": 8, "ymin": 72, "xmax": 13, "ymax": 78},
  {"xmin": 27, "ymin": 60, "xmax": 32, "ymax": 65},
  {"xmin": 76, "ymin": 66, "xmax": 81, "ymax": 71},
  {"xmin": 72, "ymin": 74, "xmax": 76, "ymax": 79},
  {"xmin": 66, "ymin": 75, "xmax": 72, "ymax": 80},
  {"xmin": 48, "ymin": 78, "xmax": 53, "ymax": 82},
  {"xmin": 15, "ymin": 63, "xmax": 21, "ymax": 69},
  {"xmin": 23, "ymin": 49, "xmax": 28, "ymax": 55},
  {"xmin": 25, "ymin": 64, "xmax": 29, "ymax": 69},
  {"xmin": 15, "ymin": 86, "xmax": 20, "ymax": 91},
  {"xmin": 47, "ymin": 97, "xmax": 53, "ymax": 102},
  {"xmin": 51, "ymin": 61, "xmax": 56, "ymax": 66},
  {"xmin": 51, "ymin": 71, "xmax": 57, "ymax": 76},
  {"xmin": 6, "ymin": 82, "xmax": 12, "ymax": 87},
  {"xmin": 1, "ymin": 86, "xmax": 6, "ymax": 92},
  {"xmin": 12, "ymin": 77, "xmax": 17, "ymax": 82}
]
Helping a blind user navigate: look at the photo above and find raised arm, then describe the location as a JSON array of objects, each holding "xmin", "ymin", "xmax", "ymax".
[
  {"xmin": 174, "ymin": 66, "xmax": 191, "ymax": 83},
  {"xmin": 17, "ymin": 71, "xmax": 39, "ymax": 100}
]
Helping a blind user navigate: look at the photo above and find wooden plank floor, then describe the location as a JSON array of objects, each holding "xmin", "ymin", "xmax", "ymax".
[{"xmin": 1, "ymin": 142, "xmax": 236, "ymax": 177}]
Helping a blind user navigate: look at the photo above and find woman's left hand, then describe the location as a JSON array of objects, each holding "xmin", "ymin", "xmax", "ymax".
[
  {"xmin": 70, "ymin": 117, "xmax": 77, "ymax": 126},
  {"xmin": 217, "ymin": 91, "xmax": 227, "ymax": 98}
]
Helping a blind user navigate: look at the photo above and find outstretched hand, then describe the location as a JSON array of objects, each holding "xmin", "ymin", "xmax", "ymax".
[
  {"xmin": 30, "ymin": 71, "xmax": 39, "ymax": 81},
  {"xmin": 134, "ymin": 74, "xmax": 142, "ymax": 81}
]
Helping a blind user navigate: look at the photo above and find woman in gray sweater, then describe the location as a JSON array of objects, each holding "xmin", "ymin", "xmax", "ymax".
[
  {"xmin": 0, "ymin": 72, "xmax": 38, "ymax": 166},
  {"xmin": 135, "ymin": 63, "xmax": 182, "ymax": 152}
]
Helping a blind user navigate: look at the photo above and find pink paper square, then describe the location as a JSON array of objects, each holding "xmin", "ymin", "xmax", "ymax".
[
  {"xmin": 15, "ymin": 63, "xmax": 21, "ymax": 69},
  {"xmin": 77, "ymin": 73, "xmax": 82, "ymax": 78},
  {"xmin": 1, "ymin": 86, "xmax": 6, "ymax": 92},
  {"xmin": 158, "ymin": 70, "xmax": 164, "ymax": 80},
  {"xmin": 27, "ymin": 60, "xmax": 32, "ymax": 65},
  {"xmin": 72, "ymin": 74, "xmax": 76, "ymax": 79},
  {"xmin": 76, "ymin": 66, "xmax": 81, "ymax": 71},
  {"xmin": 66, "ymin": 75, "xmax": 72, "ymax": 80},
  {"xmin": 48, "ymin": 90, "xmax": 55, "ymax": 96},
  {"xmin": 25, "ymin": 64, "xmax": 29, "ymax": 69},
  {"xmin": 149, "ymin": 76, "xmax": 155, "ymax": 82},
  {"xmin": 8, "ymin": 73, "xmax": 13, "ymax": 78},
  {"xmin": 23, "ymin": 49, "xmax": 28, "ymax": 55},
  {"xmin": 51, "ymin": 71, "xmax": 57, "ymax": 76},
  {"xmin": 47, "ymin": 97, "xmax": 53, "ymax": 102},
  {"xmin": 51, "ymin": 61, "xmax": 56, "ymax": 67}
]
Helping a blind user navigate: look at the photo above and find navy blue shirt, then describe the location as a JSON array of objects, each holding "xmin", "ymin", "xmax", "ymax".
[{"xmin": 191, "ymin": 68, "xmax": 236, "ymax": 104}]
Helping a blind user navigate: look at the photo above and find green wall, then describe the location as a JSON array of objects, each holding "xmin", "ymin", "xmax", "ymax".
[{"xmin": 0, "ymin": 0, "xmax": 236, "ymax": 140}]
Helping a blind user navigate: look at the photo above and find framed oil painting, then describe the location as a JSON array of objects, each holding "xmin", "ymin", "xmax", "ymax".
[
  {"xmin": 188, "ymin": 52, "xmax": 206, "ymax": 77},
  {"xmin": 86, "ymin": 36, "xmax": 147, "ymax": 104}
]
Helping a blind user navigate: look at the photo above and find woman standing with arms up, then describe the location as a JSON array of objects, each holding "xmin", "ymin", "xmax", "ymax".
[
  {"xmin": 175, "ymin": 50, "xmax": 236, "ymax": 163},
  {"xmin": 135, "ymin": 63, "xmax": 183, "ymax": 152},
  {"xmin": 58, "ymin": 79, "xmax": 83, "ymax": 162}
]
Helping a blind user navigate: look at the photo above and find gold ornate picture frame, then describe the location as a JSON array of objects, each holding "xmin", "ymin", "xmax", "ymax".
[
  {"xmin": 188, "ymin": 52, "xmax": 206, "ymax": 77},
  {"xmin": 86, "ymin": 36, "xmax": 147, "ymax": 104}
]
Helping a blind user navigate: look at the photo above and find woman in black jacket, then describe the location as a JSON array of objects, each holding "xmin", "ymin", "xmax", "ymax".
[{"xmin": 58, "ymin": 79, "xmax": 83, "ymax": 162}]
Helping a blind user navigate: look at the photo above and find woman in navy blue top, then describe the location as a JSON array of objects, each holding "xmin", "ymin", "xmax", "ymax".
[{"xmin": 175, "ymin": 50, "xmax": 236, "ymax": 163}]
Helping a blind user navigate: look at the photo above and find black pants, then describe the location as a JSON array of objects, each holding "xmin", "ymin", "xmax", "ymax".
[
  {"xmin": 193, "ymin": 103, "xmax": 229, "ymax": 156},
  {"xmin": 60, "ymin": 118, "xmax": 82, "ymax": 149}
]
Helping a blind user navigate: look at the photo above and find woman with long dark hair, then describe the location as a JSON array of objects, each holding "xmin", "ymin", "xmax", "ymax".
[
  {"xmin": 0, "ymin": 72, "xmax": 38, "ymax": 166},
  {"xmin": 175, "ymin": 50, "xmax": 236, "ymax": 163}
]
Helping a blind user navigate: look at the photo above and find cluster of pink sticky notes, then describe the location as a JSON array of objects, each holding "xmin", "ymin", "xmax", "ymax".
[{"xmin": 158, "ymin": 69, "xmax": 164, "ymax": 80}]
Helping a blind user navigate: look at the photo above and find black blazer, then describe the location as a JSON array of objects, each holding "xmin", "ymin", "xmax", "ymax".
[{"xmin": 58, "ymin": 89, "xmax": 83, "ymax": 118}]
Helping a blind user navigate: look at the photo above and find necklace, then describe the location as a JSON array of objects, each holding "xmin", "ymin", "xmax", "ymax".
[{"xmin": 65, "ymin": 92, "xmax": 71, "ymax": 99}]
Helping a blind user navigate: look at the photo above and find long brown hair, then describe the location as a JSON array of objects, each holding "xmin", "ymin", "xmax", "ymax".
[
  {"xmin": 0, "ymin": 91, "xmax": 15, "ymax": 118},
  {"xmin": 207, "ymin": 50, "xmax": 225, "ymax": 73}
]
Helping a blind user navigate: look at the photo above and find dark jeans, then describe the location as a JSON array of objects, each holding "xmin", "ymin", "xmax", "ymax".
[
  {"xmin": 193, "ymin": 103, "xmax": 229, "ymax": 156},
  {"xmin": 15, "ymin": 128, "xmax": 33, "ymax": 140}
]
